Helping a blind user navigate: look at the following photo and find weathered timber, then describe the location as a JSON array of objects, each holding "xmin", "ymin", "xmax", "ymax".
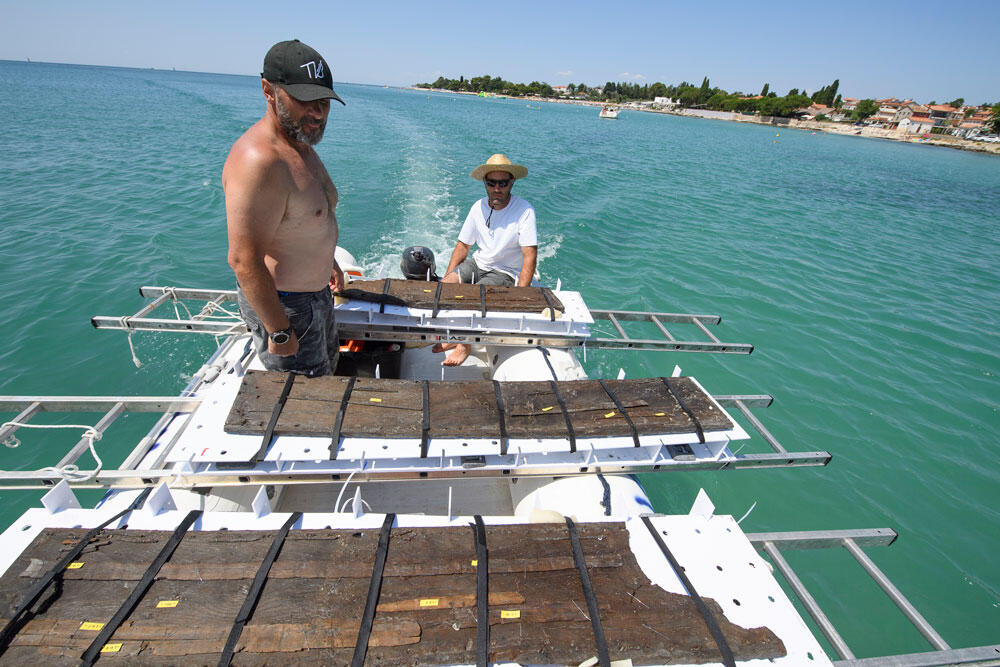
[
  {"xmin": 224, "ymin": 371, "xmax": 734, "ymax": 444},
  {"xmin": 335, "ymin": 279, "xmax": 564, "ymax": 314},
  {"xmin": 0, "ymin": 522, "xmax": 785, "ymax": 664}
]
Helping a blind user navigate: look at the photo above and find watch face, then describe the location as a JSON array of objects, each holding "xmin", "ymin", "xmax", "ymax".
[{"xmin": 270, "ymin": 330, "xmax": 290, "ymax": 345}]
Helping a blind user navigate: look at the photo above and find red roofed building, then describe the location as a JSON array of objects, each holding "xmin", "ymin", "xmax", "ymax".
[
  {"xmin": 899, "ymin": 114, "xmax": 935, "ymax": 134},
  {"xmin": 872, "ymin": 99, "xmax": 912, "ymax": 128},
  {"xmin": 799, "ymin": 103, "xmax": 834, "ymax": 119}
]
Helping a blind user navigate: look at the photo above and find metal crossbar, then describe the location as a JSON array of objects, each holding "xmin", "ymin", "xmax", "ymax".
[
  {"xmin": 90, "ymin": 286, "xmax": 244, "ymax": 335},
  {"xmin": 0, "ymin": 390, "xmax": 831, "ymax": 489},
  {"xmin": 90, "ymin": 287, "xmax": 755, "ymax": 355},
  {"xmin": 587, "ymin": 309, "xmax": 754, "ymax": 354},
  {"xmin": 745, "ymin": 529, "xmax": 1000, "ymax": 666}
]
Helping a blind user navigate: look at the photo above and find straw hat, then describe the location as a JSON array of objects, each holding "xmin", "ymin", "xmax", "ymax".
[{"xmin": 470, "ymin": 154, "xmax": 528, "ymax": 181}]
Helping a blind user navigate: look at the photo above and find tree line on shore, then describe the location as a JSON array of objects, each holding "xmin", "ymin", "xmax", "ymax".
[{"xmin": 416, "ymin": 74, "xmax": 1000, "ymax": 126}]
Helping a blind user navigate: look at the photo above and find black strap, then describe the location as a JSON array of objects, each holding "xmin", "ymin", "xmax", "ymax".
[
  {"xmin": 0, "ymin": 487, "xmax": 152, "ymax": 655},
  {"xmin": 233, "ymin": 337, "xmax": 254, "ymax": 373},
  {"xmin": 566, "ymin": 517, "xmax": 610, "ymax": 667},
  {"xmin": 479, "ymin": 284, "xmax": 487, "ymax": 317},
  {"xmin": 549, "ymin": 380, "xmax": 576, "ymax": 453},
  {"xmin": 540, "ymin": 287, "xmax": 556, "ymax": 321},
  {"xmin": 660, "ymin": 377, "xmax": 705, "ymax": 444},
  {"xmin": 329, "ymin": 376, "xmax": 356, "ymax": 459},
  {"xmin": 471, "ymin": 516, "xmax": 489, "ymax": 667},
  {"xmin": 596, "ymin": 473, "xmax": 612, "ymax": 516},
  {"xmin": 492, "ymin": 380, "xmax": 509, "ymax": 456},
  {"xmin": 218, "ymin": 512, "xmax": 301, "ymax": 666},
  {"xmin": 420, "ymin": 381, "xmax": 430, "ymax": 458},
  {"xmin": 536, "ymin": 345, "xmax": 558, "ymax": 381},
  {"xmin": 598, "ymin": 379, "xmax": 640, "ymax": 447},
  {"xmin": 351, "ymin": 513, "xmax": 395, "ymax": 667},
  {"xmin": 641, "ymin": 516, "xmax": 735, "ymax": 667},
  {"xmin": 249, "ymin": 372, "xmax": 295, "ymax": 464},
  {"xmin": 379, "ymin": 278, "xmax": 391, "ymax": 314},
  {"xmin": 431, "ymin": 280, "xmax": 444, "ymax": 318},
  {"xmin": 81, "ymin": 509, "xmax": 202, "ymax": 665}
]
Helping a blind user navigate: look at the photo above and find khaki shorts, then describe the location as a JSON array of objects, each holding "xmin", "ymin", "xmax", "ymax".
[{"xmin": 455, "ymin": 257, "xmax": 515, "ymax": 286}]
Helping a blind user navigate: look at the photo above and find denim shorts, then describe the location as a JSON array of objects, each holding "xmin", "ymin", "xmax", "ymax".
[
  {"xmin": 237, "ymin": 287, "xmax": 339, "ymax": 377},
  {"xmin": 455, "ymin": 258, "xmax": 515, "ymax": 286}
]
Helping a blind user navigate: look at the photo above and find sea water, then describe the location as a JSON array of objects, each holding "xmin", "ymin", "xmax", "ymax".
[{"xmin": 0, "ymin": 61, "xmax": 997, "ymax": 657}]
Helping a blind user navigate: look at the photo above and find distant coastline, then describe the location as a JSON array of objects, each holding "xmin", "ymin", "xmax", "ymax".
[{"xmin": 412, "ymin": 87, "xmax": 1000, "ymax": 156}]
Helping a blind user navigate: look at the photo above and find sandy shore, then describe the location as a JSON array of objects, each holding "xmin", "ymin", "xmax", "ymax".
[{"xmin": 412, "ymin": 88, "xmax": 1000, "ymax": 156}]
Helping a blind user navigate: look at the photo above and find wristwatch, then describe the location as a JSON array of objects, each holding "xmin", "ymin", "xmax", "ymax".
[{"xmin": 268, "ymin": 326, "xmax": 294, "ymax": 345}]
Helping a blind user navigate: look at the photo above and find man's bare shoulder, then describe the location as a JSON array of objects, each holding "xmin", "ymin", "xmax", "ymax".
[{"xmin": 223, "ymin": 120, "xmax": 287, "ymax": 187}]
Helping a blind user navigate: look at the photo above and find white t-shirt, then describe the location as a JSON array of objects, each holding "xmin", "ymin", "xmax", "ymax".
[{"xmin": 458, "ymin": 195, "xmax": 538, "ymax": 279}]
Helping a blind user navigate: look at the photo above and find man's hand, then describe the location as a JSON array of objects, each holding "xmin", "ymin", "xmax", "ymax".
[
  {"xmin": 329, "ymin": 262, "xmax": 345, "ymax": 293},
  {"xmin": 267, "ymin": 329, "xmax": 299, "ymax": 357}
]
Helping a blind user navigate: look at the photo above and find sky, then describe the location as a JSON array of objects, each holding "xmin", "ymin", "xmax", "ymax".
[{"xmin": 2, "ymin": 0, "xmax": 998, "ymax": 105}]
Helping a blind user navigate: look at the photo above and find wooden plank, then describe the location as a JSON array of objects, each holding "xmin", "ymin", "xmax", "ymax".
[
  {"xmin": 0, "ymin": 523, "xmax": 785, "ymax": 664},
  {"xmin": 225, "ymin": 372, "xmax": 734, "ymax": 442},
  {"xmin": 335, "ymin": 279, "xmax": 564, "ymax": 314}
]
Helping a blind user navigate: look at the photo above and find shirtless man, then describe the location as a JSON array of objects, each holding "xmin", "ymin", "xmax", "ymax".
[
  {"xmin": 433, "ymin": 154, "xmax": 538, "ymax": 366},
  {"xmin": 224, "ymin": 40, "xmax": 346, "ymax": 376}
]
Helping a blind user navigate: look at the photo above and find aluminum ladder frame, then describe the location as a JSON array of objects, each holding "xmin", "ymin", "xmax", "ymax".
[
  {"xmin": 745, "ymin": 528, "xmax": 1000, "ymax": 665},
  {"xmin": 0, "ymin": 390, "xmax": 828, "ymax": 490},
  {"xmin": 90, "ymin": 287, "xmax": 754, "ymax": 354}
]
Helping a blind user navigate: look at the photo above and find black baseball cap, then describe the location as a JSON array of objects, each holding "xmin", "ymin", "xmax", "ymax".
[{"xmin": 262, "ymin": 39, "xmax": 345, "ymax": 105}]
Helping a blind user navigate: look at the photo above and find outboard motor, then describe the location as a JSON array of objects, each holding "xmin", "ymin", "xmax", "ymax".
[{"xmin": 400, "ymin": 246, "xmax": 439, "ymax": 281}]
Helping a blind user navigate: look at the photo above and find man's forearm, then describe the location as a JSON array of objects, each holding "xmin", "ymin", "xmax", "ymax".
[
  {"xmin": 517, "ymin": 246, "xmax": 538, "ymax": 287},
  {"xmin": 446, "ymin": 241, "xmax": 471, "ymax": 276},
  {"xmin": 234, "ymin": 263, "xmax": 289, "ymax": 333}
]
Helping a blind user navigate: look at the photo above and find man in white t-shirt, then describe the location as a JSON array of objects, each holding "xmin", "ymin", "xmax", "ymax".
[{"xmin": 433, "ymin": 153, "xmax": 538, "ymax": 366}]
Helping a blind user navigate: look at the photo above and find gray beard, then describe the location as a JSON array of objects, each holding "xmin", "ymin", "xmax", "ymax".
[{"xmin": 275, "ymin": 95, "xmax": 324, "ymax": 145}]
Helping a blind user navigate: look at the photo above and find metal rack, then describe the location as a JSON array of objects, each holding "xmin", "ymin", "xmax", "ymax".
[
  {"xmin": 0, "ymin": 388, "xmax": 828, "ymax": 490},
  {"xmin": 588, "ymin": 308, "xmax": 754, "ymax": 354},
  {"xmin": 90, "ymin": 287, "xmax": 755, "ymax": 354},
  {"xmin": 746, "ymin": 528, "xmax": 1000, "ymax": 665}
]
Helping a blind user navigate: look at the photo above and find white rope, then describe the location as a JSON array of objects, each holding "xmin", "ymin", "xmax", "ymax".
[
  {"xmin": 334, "ymin": 469, "xmax": 360, "ymax": 513},
  {"xmin": 196, "ymin": 299, "xmax": 241, "ymax": 320},
  {"xmin": 340, "ymin": 496, "xmax": 372, "ymax": 514},
  {"xmin": 118, "ymin": 316, "xmax": 142, "ymax": 367},
  {"xmin": 736, "ymin": 501, "xmax": 758, "ymax": 525},
  {"xmin": 0, "ymin": 421, "xmax": 104, "ymax": 482}
]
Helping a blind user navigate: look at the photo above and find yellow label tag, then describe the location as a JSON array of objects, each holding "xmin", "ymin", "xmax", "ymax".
[
  {"xmin": 654, "ymin": 412, "xmax": 665, "ymax": 416},
  {"xmin": 369, "ymin": 397, "xmax": 382, "ymax": 403},
  {"xmin": 66, "ymin": 562, "xmax": 84, "ymax": 570},
  {"xmin": 419, "ymin": 598, "xmax": 439, "ymax": 607},
  {"xmin": 423, "ymin": 289, "xmax": 432, "ymax": 293},
  {"xmin": 80, "ymin": 622, "xmax": 105, "ymax": 631},
  {"xmin": 471, "ymin": 559, "xmax": 478, "ymax": 567},
  {"xmin": 541, "ymin": 406, "xmax": 553, "ymax": 412},
  {"xmin": 455, "ymin": 295, "xmax": 464, "ymax": 299},
  {"xmin": 101, "ymin": 643, "xmax": 123, "ymax": 653},
  {"xmin": 156, "ymin": 600, "xmax": 179, "ymax": 608},
  {"xmin": 501, "ymin": 610, "xmax": 521, "ymax": 619},
  {"xmin": 604, "ymin": 412, "xmax": 616, "ymax": 418}
]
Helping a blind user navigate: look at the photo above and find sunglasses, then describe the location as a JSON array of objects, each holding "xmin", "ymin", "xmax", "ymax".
[{"xmin": 484, "ymin": 177, "xmax": 512, "ymax": 188}]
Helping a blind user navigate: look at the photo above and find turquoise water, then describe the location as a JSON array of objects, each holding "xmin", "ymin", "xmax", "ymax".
[{"xmin": 1, "ymin": 61, "xmax": 997, "ymax": 657}]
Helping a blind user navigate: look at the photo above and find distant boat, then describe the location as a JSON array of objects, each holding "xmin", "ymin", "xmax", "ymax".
[{"xmin": 599, "ymin": 105, "xmax": 619, "ymax": 119}]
